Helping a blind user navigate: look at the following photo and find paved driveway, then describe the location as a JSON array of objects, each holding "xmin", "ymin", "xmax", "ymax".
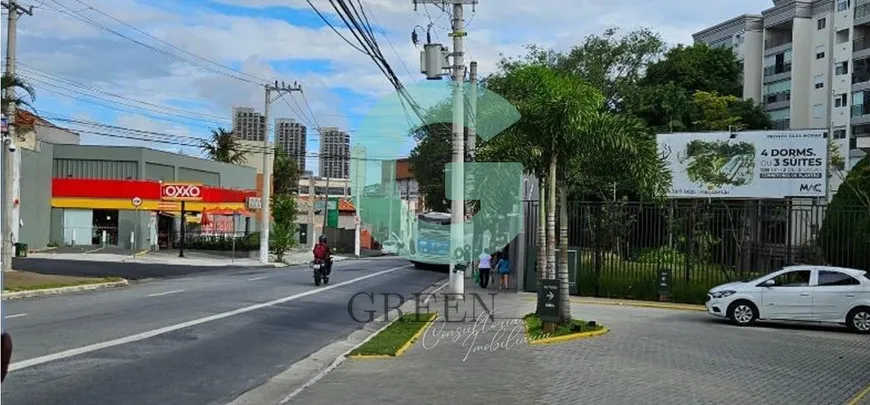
[{"xmin": 291, "ymin": 295, "xmax": 870, "ymax": 405}]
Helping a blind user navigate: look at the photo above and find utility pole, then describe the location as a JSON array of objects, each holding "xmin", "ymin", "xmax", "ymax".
[
  {"xmin": 413, "ymin": 0, "xmax": 475, "ymax": 295},
  {"xmin": 260, "ymin": 80, "xmax": 302, "ymax": 264},
  {"xmin": 1, "ymin": 0, "xmax": 33, "ymax": 272},
  {"xmin": 323, "ymin": 175, "xmax": 330, "ymax": 233},
  {"xmin": 352, "ymin": 146, "xmax": 365, "ymax": 258},
  {"xmin": 308, "ymin": 174, "xmax": 315, "ymax": 245},
  {"xmin": 466, "ymin": 60, "xmax": 477, "ymax": 277}
]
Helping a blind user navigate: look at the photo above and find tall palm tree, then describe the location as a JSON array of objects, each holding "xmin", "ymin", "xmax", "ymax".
[
  {"xmin": 1, "ymin": 72, "xmax": 36, "ymax": 113},
  {"xmin": 200, "ymin": 127, "xmax": 247, "ymax": 165}
]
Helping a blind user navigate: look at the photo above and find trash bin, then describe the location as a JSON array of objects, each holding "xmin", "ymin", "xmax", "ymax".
[{"xmin": 14, "ymin": 243, "xmax": 27, "ymax": 258}]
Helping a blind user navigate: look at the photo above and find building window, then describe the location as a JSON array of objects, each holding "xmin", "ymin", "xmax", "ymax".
[
  {"xmin": 836, "ymin": 61, "xmax": 850, "ymax": 75},
  {"xmin": 818, "ymin": 18, "xmax": 827, "ymax": 30},
  {"xmin": 835, "ymin": 93, "xmax": 848, "ymax": 107},
  {"xmin": 764, "ymin": 50, "xmax": 793, "ymax": 76},
  {"xmin": 814, "ymin": 74, "xmax": 825, "ymax": 89},
  {"xmin": 850, "ymin": 137, "xmax": 857, "ymax": 150},
  {"xmin": 816, "ymin": 45, "xmax": 827, "ymax": 59},
  {"xmin": 834, "ymin": 128, "xmax": 847, "ymax": 139},
  {"xmin": 813, "ymin": 104, "xmax": 824, "ymax": 118},
  {"xmin": 838, "ymin": 0, "xmax": 851, "ymax": 12}
]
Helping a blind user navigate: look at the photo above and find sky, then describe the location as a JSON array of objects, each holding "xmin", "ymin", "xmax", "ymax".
[{"xmin": 2, "ymin": 0, "xmax": 768, "ymax": 176}]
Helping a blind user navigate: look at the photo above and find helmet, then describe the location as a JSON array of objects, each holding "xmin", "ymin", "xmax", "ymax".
[{"xmin": 319, "ymin": 235, "xmax": 327, "ymax": 243}]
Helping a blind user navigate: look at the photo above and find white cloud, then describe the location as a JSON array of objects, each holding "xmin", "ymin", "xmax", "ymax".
[{"xmin": 14, "ymin": 0, "xmax": 767, "ymax": 160}]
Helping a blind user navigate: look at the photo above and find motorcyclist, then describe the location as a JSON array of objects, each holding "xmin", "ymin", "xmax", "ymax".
[{"xmin": 312, "ymin": 235, "xmax": 333, "ymax": 275}]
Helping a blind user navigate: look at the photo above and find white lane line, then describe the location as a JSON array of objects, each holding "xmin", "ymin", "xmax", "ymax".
[
  {"xmin": 9, "ymin": 264, "xmax": 413, "ymax": 372},
  {"xmin": 4, "ymin": 313, "xmax": 27, "ymax": 319},
  {"xmin": 147, "ymin": 290, "xmax": 185, "ymax": 297},
  {"xmin": 248, "ymin": 276, "xmax": 267, "ymax": 281}
]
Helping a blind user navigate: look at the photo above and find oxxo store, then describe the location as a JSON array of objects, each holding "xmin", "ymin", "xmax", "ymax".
[{"xmin": 51, "ymin": 178, "xmax": 259, "ymax": 251}]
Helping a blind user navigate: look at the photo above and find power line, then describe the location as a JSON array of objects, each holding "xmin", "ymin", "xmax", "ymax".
[
  {"xmin": 69, "ymin": 0, "xmax": 268, "ymax": 85},
  {"xmin": 47, "ymin": 0, "xmax": 264, "ymax": 85}
]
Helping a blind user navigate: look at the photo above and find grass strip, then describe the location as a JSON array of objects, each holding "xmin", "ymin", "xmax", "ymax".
[
  {"xmin": 522, "ymin": 313, "xmax": 604, "ymax": 342},
  {"xmin": 350, "ymin": 312, "xmax": 436, "ymax": 357}
]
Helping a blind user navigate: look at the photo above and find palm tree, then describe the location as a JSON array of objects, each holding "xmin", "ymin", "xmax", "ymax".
[
  {"xmin": 200, "ymin": 127, "xmax": 247, "ymax": 165},
  {"xmin": 1, "ymin": 72, "xmax": 36, "ymax": 113},
  {"xmin": 273, "ymin": 148, "xmax": 300, "ymax": 196}
]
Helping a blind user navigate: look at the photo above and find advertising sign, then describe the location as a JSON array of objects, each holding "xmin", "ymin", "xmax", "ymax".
[
  {"xmin": 657, "ymin": 130, "xmax": 829, "ymax": 198},
  {"xmin": 161, "ymin": 183, "xmax": 203, "ymax": 201}
]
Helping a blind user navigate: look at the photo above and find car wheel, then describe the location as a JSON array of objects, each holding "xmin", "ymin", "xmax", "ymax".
[
  {"xmin": 846, "ymin": 307, "xmax": 870, "ymax": 334},
  {"xmin": 727, "ymin": 300, "xmax": 758, "ymax": 326}
]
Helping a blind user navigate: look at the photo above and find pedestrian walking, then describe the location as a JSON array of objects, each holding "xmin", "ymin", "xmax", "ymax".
[
  {"xmin": 495, "ymin": 253, "xmax": 511, "ymax": 290},
  {"xmin": 477, "ymin": 252, "xmax": 492, "ymax": 289}
]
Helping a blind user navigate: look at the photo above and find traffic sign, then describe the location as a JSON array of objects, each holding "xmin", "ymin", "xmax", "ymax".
[
  {"xmin": 536, "ymin": 279, "xmax": 561, "ymax": 322},
  {"xmin": 658, "ymin": 268, "xmax": 671, "ymax": 301},
  {"xmin": 132, "ymin": 196, "xmax": 143, "ymax": 207}
]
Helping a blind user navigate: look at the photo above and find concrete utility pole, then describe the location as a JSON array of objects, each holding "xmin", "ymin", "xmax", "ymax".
[
  {"xmin": 1, "ymin": 0, "xmax": 33, "ymax": 273},
  {"xmin": 352, "ymin": 145, "xmax": 366, "ymax": 258},
  {"xmin": 260, "ymin": 81, "xmax": 302, "ymax": 264},
  {"xmin": 308, "ymin": 175, "xmax": 315, "ymax": 245},
  {"xmin": 465, "ymin": 60, "xmax": 477, "ymax": 277}
]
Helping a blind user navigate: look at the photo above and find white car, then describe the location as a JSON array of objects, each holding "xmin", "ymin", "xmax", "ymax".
[{"xmin": 706, "ymin": 265, "xmax": 870, "ymax": 334}]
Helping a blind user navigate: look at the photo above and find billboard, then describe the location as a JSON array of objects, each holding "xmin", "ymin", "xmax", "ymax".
[{"xmin": 657, "ymin": 130, "xmax": 828, "ymax": 198}]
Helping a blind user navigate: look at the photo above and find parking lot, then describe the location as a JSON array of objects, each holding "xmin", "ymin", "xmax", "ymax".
[{"xmin": 290, "ymin": 295, "xmax": 870, "ymax": 405}]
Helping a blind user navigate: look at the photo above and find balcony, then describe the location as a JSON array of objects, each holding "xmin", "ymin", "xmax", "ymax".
[
  {"xmin": 764, "ymin": 92, "xmax": 791, "ymax": 105},
  {"xmin": 764, "ymin": 62, "xmax": 792, "ymax": 77},
  {"xmin": 853, "ymin": 70, "xmax": 870, "ymax": 85},
  {"xmin": 852, "ymin": 103, "xmax": 870, "ymax": 117},
  {"xmin": 857, "ymin": 2, "xmax": 870, "ymax": 20},
  {"xmin": 855, "ymin": 36, "xmax": 870, "ymax": 52},
  {"xmin": 765, "ymin": 36, "xmax": 792, "ymax": 50},
  {"xmin": 771, "ymin": 119, "xmax": 790, "ymax": 130}
]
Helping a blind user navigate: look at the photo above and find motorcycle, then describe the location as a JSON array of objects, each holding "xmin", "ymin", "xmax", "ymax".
[{"xmin": 310, "ymin": 255, "xmax": 332, "ymax": 286}]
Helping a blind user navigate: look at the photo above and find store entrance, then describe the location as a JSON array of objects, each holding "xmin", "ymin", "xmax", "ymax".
[
  {"xmin": 157, "ymin": 213, "xmax": 175, "ymax": 249},
  {"xmin": 92, "ymin": 209, "xmax": 119, "ymax": 245}
]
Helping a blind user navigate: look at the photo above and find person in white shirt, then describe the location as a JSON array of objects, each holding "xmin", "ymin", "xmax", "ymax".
[{"xmin": 478, "ymin": 252, "xmax": 493, "ymax": 289}]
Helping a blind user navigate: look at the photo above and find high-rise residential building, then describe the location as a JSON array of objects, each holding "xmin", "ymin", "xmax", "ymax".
[
  {"xmin": 276, "ymin": 118, "xmax": 307, "ymax": 172},
  {"xmin": 318, "ymin": 127, "xmax": 350, "ymax": 178},
  {"xmin": 694, "ymin": 0, "xmax": 870, "ymax": 194},
  {"xmin": 231, "ymin": 107, "xmax": 265, "ymax": 142}
]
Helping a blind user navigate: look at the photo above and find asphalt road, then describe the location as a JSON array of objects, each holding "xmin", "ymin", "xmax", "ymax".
[
  {"xmin": 10, "ymin": 257, "xmax": 258, "ymax": 280},
  {"xmin": 2, "ymin": 257, "xmax": 446, "ymax": 405}
]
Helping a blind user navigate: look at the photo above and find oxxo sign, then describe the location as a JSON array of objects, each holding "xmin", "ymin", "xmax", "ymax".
[{"xmin": 161, "ymin": 183, "xmax": 203, "ymax": 201}]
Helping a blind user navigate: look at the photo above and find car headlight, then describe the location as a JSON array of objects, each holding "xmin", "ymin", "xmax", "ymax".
[{"xmin": 709, "ymin": 290, "xmax": 736, "ymax": 299}]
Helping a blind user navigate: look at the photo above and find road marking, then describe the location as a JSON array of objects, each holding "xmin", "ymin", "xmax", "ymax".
[
  {"xmin": 9, "ymin": 264, "xmax": 413, "ymax": 372},
  {"xmin": 248, "ymin": 276, "xmax": 267, "ymax": 281},
  {"xmin": 847, "ymin": 382, "xmax": 870, "ymax": 405},
  {"xmin": 277, "ymin": 279, "xmax": 449, "ymax": 404},
  {"xmin": 4, "ymin": 313, "xmax": 26, "ymax": 319},
  {"xmin": 147, "ymin": 290, "xmax": 185, "ymax": 297}
]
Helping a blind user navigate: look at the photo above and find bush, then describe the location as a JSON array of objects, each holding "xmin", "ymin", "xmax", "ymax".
[
  {"xmin": 632, "ymin": 246, "xmax": 688, "ymax": 266},
  {"xmin": 819, "ymin": 155, "xmax": 870, "ymax": 270},
  {"xmin": 574, "ymin": 256, "xmax": 760, "ymax": 304}
]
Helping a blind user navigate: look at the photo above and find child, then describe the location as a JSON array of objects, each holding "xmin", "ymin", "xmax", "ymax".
[{"xmin": 495, "ymin": 252, "xmax": 511, "ymax": 290}]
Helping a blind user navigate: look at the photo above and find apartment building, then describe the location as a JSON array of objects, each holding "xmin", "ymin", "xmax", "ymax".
[
  {"xmin": 694, "ymin": 0, "xmax": 870, "ymax": 194},
  {"xmin": 318, "ymin": 127, "xmax": 350, "ymax": 179},
  {"xmin": 231, "ymin": 107, "xmax": 266, "ymax": 142},
  {"xmin": 275, "ymin": 118, "xmax": 307, "ymax": 172}
]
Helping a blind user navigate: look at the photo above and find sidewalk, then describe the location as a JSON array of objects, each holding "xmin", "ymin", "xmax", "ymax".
[
  {"xmin": 23, "ymin": 249, "xmax": 350, "ymax": 268},
  {"xmin": 284, "ymin": 283, "xmax": 868, "ymax": 405},
  {"xmin": 287, "ymin": 284, "xmax": 548, "ymax": 404}
]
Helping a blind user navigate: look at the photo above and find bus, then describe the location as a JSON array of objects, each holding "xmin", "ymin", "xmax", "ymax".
[{"xmin": 408, "ymin": 212, "xmax": 452, "ymax": 270}]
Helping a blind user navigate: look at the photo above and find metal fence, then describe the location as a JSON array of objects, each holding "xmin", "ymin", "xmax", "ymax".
[{"xmin": 524, "ymin": 199, "xmax": 869, "ymax": 304}]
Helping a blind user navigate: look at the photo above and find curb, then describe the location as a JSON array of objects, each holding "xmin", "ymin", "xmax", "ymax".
[
  {"xmin": 528, "ymin": 327, "xmax": 610, "ymax": 345},
  {"xmin": 347, "ymin": 312, "xmax": 438, "ymax": 359},
  {"xmin": 2, "ymin": 279, "xmax": 130, "ymax": 300},
  {"xmin": 522, "ymin": 295, "xmax": 705, "ymax": 312},
  {"xmin": 225, "ymin": 279, "xmax": 449, "ymax": 405},
  {"xmin": 133, "ymin": 250, "xmax": 150, "ymax": 258},
  {"xmin": 846, "ymin": 382, "xmax": 870, "ymax": 405}
]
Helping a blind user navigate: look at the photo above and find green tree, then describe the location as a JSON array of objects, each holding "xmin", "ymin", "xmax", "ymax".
[
  {"xmin": 199, "ymin": 127, "xmax": 247, "ymax": 165},
  {"xmin": 641, "ymin": 43, "xmax": 742, "ymax": 97},
  {"xmin": 818, "ymin": 155, "xmax": 870, "ymax": 270},
  {"xmin": 1, "ymin": 72, "xmax": 35, "ymax": 113},
  {"xmin": 270, "ymin": 193, "xmax": 299, "ymax": 262},
  {"xmin": 483, "ymin": 64, "xmax": 605, "ymax": 325},
  {"xmin": 498, "ymin": 28, "xmax": 666, "ymax": 110},
  {"xmin": 408, "ymin": 118, "xmax": 453, "ymax": 212},
  {"xmin": 273, "ymin": 148, "xmax": 300, "ymax": 196},
  {"xmin": 691, "ymin": 91, "xmax": 742, "ymax": 131},
  {"xmin": 1, "ymin": 72, "xmax": 37, "ymax": 133}
]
